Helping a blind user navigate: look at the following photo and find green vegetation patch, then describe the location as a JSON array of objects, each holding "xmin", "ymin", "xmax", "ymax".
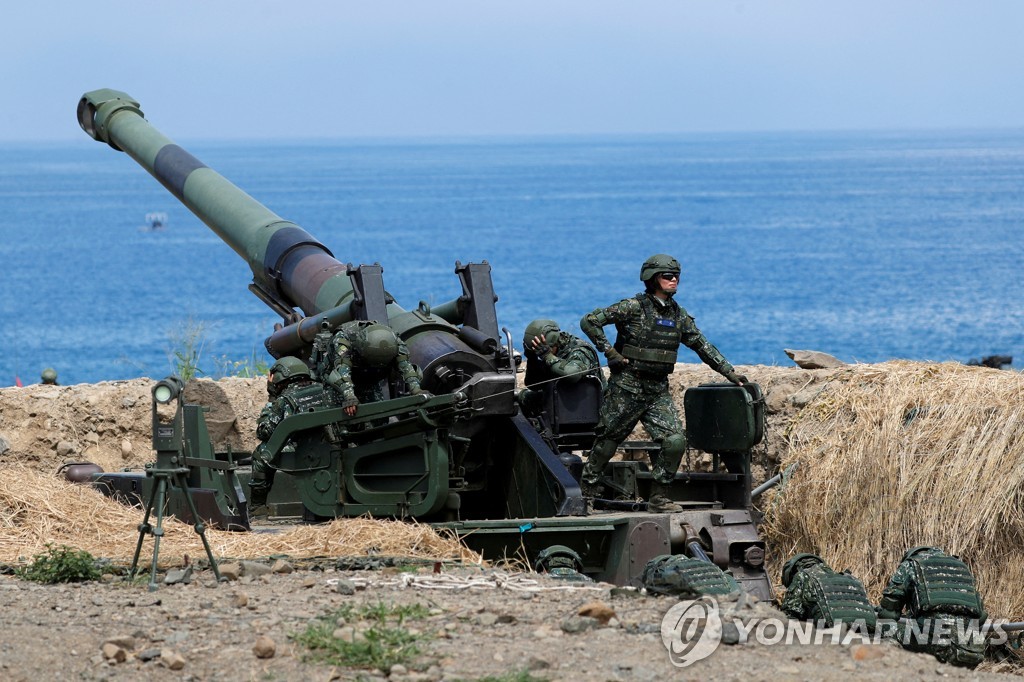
[
  {"xmin": 17, "ymin": 544, "xmax": 102, "ymax": 584},
  {"xmin": 293, "ymin": 601, "xmax": 430, "ymax": 670}
]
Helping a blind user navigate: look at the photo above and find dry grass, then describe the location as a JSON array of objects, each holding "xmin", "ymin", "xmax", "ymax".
[
  {"xmin": 0, "ymin": 465, "xmax": 481, "ymax": 568},
  {"xmin": 762, "ymin": 360, "xmax": 1024, "ymax": 620}
]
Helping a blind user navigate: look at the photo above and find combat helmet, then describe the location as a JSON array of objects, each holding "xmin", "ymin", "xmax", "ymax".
[
  {"xmin": 268, "ymin": 356, "xmax": 311, "ymax": 392},
  {"xmin": 640, "ymin": 254, "xmax": 681, "ymax": 282},
  {"xmin": 534, "ymin": 545, "xmax": 584, "ymax": 574},
  {"xmin": 358, "ymin": 323, "xmax": 400, "ymax": 368},
  {"xmin": 523, "ymin": 319, "xmax": 562, "ymax": 353},
  {"xmin": 782, "ymin": 552, "xmax": 825, "ymax": 587},
  {"xmin": 40, "ymin": 368, "xmax": 58, "ymax": 384},
  {"xmin": 902, "ymin": 546, "xmax": 943, "ymax": 561}
]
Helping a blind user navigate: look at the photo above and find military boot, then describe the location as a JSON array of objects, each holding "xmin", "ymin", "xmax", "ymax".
[
  {"xmin": 647, "ymin": 482, "xmax": 683, "ymax": 513},
  {"xmin": 248, "ymin": 487, "xmax": 270, "ymax": 520},
  {"xmin": 580, "ymin": 480, "xmax": 605, "ymax": 499}
]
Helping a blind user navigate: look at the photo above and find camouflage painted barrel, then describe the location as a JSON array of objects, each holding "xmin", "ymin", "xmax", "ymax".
[{"xmin": 77, "ymin": 89, "xmax": 352, "ymax": 322}]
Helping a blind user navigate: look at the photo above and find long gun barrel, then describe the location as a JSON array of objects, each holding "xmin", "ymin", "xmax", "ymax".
[
  {"xmin": 77, "ymin": 89, "xmax": 503, "ymax": 393},
  {"xmin": 77, "ymin": 90, "xmax": 352, "ymax": 334}
]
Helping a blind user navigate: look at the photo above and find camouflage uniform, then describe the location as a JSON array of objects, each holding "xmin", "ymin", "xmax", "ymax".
[
  {"xmin": 324, "ymin": 320, "xmax": 422, "ymax": 409},
  {"xmin": 877, "ymin": 547, "xmax": 987, "ymax": 668},
  {"xmin": 642, "ymin": 554, "xmax": 740, "ymax": 598},
  {"xmin": 519, "ymin": 328, "xmax": 603, "ymax": 414},
  {"xmin": 250, "ymin": 378, "xmax": 333, "ymax": 505},
  {"xmin": 579, "ymin": 290, "xmax": 737, "ymax": 487},
  {"xmin": 779, "ymin": 554, "xmax": 876, "ymax": 630}
]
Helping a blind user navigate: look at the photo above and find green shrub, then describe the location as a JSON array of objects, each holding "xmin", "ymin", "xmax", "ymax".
[
  {"xmin": 293, "ymin": 601, "xmax": 430, "ymax": 670},
  {"xmin": 17, "ymin": 544, "xmax": 102, "ymax": 584}
]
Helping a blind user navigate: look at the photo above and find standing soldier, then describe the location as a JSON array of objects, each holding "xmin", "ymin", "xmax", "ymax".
[
  {"xmin": 249, "ymin": 356, "xmax": 332, "ymax": 516},
  {"xmin": 780, "ymin": 553, "xmax": 877, "ymax": 630},
  {"xmin": 579, "ymin": 254, "xmax": 746, "ymax": 512},
  {"xmin": 518, "ymin": 319, "xmax": 603, "ymax": 414},
  {"xmin": 877, "ymin": 546, "xmax": 987, "ymax": 668}
]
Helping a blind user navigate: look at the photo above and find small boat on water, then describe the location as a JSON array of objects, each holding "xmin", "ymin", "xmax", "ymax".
[{"xmin": 140, "ymin": 211, "xmax": 168, "ymax": 232}]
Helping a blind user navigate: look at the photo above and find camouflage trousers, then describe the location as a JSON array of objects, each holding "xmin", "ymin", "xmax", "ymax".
[
  {"xmin": 582, "ymin": 369, "xmax": 685, "ymax": 486},
  {"xmin": 894, "ymin": 614, "xmax": 985, "ymax": 669},
  {"xmin": 249, "ymin": 443, "xmax": 279, "ymax": 503}
]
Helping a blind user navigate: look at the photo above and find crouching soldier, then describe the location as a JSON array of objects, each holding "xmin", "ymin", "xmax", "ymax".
[
  {"xmin": 642, "ymin": 554, "xmax": 740, "ymax": 598},
  {"xmin": 877, "ymin": 546, "xmax": 987, "ymax": 668},
  {"xmin": 248, "ymin": 356, "xmax": 333, "ymax": 517},
  {"xmin": 780, "ymin": 553, "xmax": 876, "ymax": 631}
]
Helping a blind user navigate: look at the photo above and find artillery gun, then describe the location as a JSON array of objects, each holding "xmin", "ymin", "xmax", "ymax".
[{"xmin": 76, "ymin": 89, "xmax": 772, "ymax": 597}]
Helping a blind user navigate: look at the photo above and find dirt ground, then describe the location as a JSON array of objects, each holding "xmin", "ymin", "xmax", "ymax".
[{"xmin": 0, "ymin": 365, "xmax": 1020, "ymax": 680}]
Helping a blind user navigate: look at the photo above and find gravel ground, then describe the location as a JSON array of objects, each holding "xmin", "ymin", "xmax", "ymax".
[{"xmin": 0, "ymin": 563, "xmax": 1018, "ymax": 682}]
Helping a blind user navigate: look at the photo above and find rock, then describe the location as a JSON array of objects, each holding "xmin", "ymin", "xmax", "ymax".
[
  {"xmin": 120, "ymin": 439, "xmax": 132, "ymax": 458},
  {"xmin": 56, "ymin": 441, "xmax": 75, "ymax": 457},
  {"xmin": 137, "ymin": 648, "xmax": 161, "ymax": 662},
  {"xmin": 332, "ymin": 626, "xmax": 356, "ymax": 642},
  {"xmin": 476, "ymin": 612, "xmax": 499, "ymax": 626},
  {"xmin": 101, "ymin": 643, "xmax": 127, "ymax": 662},
  {"xmin": 301, "ymin": 575, "xmax": 317, "ymax": 588},
  {"xmin": 270, "ymin": 559, "xmax": 293, "ymax": 574},
  {"xmin": 218, "ymin": 563, "xmax": 241, "ymax": 581},
  {"xmin": 389, "ymin": 664, "xmax": 408, "ymax": 676},
  {"xmin": 334, "ymin": 578, "xmax": 356, "ymax": 595},
  {"xmin": 784, "ymin": 348, "xmax": 845, "ymax": 370},
  {"xmin": 121, "ymin": 397, "xmax": 137, "ymax": 408},
  {"xmin": 526, "ymin": 656, "xmax": 551, "ymax": 671},
  {"xmin": 252, "ymin": 636, "xmax": 276, "ymax": 659},
  {"xmin": 850, "ymin": 644, "xmax": 886, "ymax": 661},
  {"xmin": 85, "ymin": 431, "xmax": 99, "ymax": 444},
  {"xmin": 231, "ymin": 591, "xmax": 249, "ymax": 608},
  {"xmin": 240, "ymin": 560, "xmax": 272, "ymax": 577},
  {"xmin": 560, "ymin": 616, "xmax": 598, "ymax": 634},
  {"xmin": 102, "ymin": 635, "xmax": 136, "ymax": 651},
  {"xmin": 720, "ymin": 621, "xmax": 741, "ymax": 645},
  {"xmin": 0, "ymin": 435, "xmax": 9, "ymax": 456},
  {"xmin": 163, "ymin": 567, "xmax": 193, "ymax": 585},
  {"xmin": 577, "ymin": 601, "xmax": 616, "ymax": 625},
  {"xmin": 775, "ymin": 664, "xmax": 800, "ymax": 674},
  {"xmin": 159, "ymin": 648, "xmax": 186, "ymax": 670}
]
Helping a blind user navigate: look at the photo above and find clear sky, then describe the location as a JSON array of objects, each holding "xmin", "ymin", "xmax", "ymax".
[{"xmin": 4, "ymin": 1, "xmax": 1023, "ymax": 141}]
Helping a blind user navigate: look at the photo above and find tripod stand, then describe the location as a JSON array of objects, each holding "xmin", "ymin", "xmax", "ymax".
[
  {"xmin": 129, "ymin": 457, "xmax": 223, "ymax": 591},
  {"xmin": 129, "ymin": 376, "xmax": 223, "ymax": 591}
]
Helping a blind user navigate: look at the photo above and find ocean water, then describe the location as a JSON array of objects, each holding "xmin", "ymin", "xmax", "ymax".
[{"xmin": 2, "ymin": 130, "xmax": 1023, "ymax": 386}]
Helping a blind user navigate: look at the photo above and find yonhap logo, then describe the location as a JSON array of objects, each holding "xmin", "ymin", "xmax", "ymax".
[{"xmin": 661, "ymin": 597, "xmax": 723, "ymax": 667}]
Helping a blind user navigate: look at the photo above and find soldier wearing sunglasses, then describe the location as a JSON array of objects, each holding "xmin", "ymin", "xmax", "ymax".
[{"xmin": 579, "ymin": 254, "xmax": 746, "ymax": 512}]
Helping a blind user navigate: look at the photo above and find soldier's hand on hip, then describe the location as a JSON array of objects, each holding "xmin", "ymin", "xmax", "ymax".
[{"xmin": 606, "ymin": 348, "xmax": 628, "ymax": 369}]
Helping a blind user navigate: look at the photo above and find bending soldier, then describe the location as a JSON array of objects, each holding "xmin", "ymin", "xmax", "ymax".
[
  {"xmin": 780, "ymin": 553, "xmax": 876, "ymax": 630},
  {"xmin": 324, "ymin": 320, "xmax": 425, "ymax": 415},
  {"xmin": 877, "ymin": 546, "xmax": 987, "ymax": 668},
  {"xmin": 249, "ymin": 356, "xmax": 332, "ymax": 516},
  {"xmin": 518, "ymin": 318, "xmax": 603, "ymax": 414},
  {"xmin": 579, "ymin": 253, "xmax": 746, "ymax": 512}
]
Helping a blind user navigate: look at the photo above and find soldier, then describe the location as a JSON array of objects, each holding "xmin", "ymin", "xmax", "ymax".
[
  {"xmin": 323, "ymin": 320, "xmax": 426, "ymax": 415},
  {"xmin": 518, "ymin": 318, "xmax": 603, "ymax": 414},
  {"xmin": 579, "ymin": 254, "xmax": 746, "ymax": 512},
  {"xmin": 249, "ymin": 356, "xmax": 332, "ymax": 516},
  {"xmin": 779, "ymin": 553, "xmax": 876, "ymax": 630},
  {"xmin": 40, "ymin": 368, "xmax": 59, "ymax": 385},
  {"xmin": 642, "ymin": 554, "xmax": 740, "ymax": 598},
  {"xmin": 877, "ymin": 546, "xmax": 987, "ymax": 668},
  {"xmin": 534, "ymin": 545, "xmax": 591, "ymax": 582}
]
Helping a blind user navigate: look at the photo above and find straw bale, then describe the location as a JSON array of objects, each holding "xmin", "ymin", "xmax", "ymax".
[
  {"xmin": 0, "ymin": 465, "xmax": 480, "ymax": 567},
  {"xmin": 762, "ymin": 360, "xmax": 1024, "ymax": 620}
]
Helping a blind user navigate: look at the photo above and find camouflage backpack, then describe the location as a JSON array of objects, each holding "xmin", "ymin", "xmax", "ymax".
[
  {"xmin": 642, "ymin": 555, "xmax": 740, "ymax": 597},
  {"xmin": 910, "ymin": 554, "xmax": 984, "ymax": 618}
]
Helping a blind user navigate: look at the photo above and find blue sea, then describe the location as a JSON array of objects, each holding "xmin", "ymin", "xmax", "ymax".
[{"xmin": 2, "ymin": 130, "xmax": 1023, "ymax": 386}]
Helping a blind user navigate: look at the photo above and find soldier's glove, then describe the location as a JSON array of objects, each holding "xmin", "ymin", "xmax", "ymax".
[
  {"xmin": 724, "ymin": 371, "xmax": 748, "ymax": 386},
  {"xmin": 605, "ymin": 348, "xmax": 628, "ymax": 370},
  {"xmin": 412, "ymin": 389, "xmax": 433, "ymax": 399},
  {"xmin": 876, "ymin": 606, "xmax": 898, "ymax": 621},
  {"xmin": 530, "ymin": 339, "xmax": 551, "ymax": 358}
]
